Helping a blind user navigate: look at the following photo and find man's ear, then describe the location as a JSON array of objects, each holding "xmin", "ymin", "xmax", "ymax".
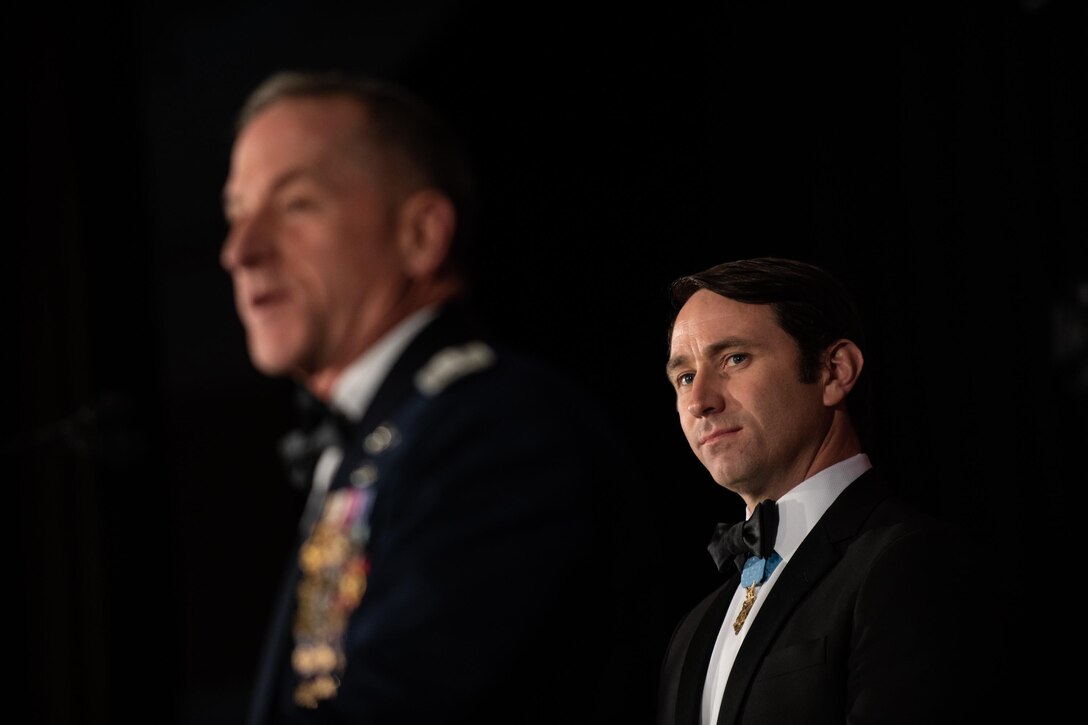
[
  {"xmin": 396, "ymin": 188, "xmax": 457, "ymax": 278},
  {"xmin": 822, "ymin": 339, "xmax": 864, "ymax": 406}
]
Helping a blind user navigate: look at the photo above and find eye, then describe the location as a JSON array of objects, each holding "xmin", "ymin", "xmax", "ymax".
[
  {"xmin": 724, "ymin": 353, "xmax": 748, "ymax": 367},
  {"xmin": 283, "ymin": 195, "xmax": 316, "ymax": 213},
  {"xmin": 676, "ymin": 372, "xmax": 695, "ymax": 388}
]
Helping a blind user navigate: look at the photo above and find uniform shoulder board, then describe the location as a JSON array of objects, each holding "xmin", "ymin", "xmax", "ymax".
[{"xmin": 414, "ymin": 341, "xmax": 496, "ymax": 396}]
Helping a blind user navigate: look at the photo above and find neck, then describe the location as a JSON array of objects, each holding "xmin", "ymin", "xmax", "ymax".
[
  {"xmin": 740, "ymin": 409, "xmax": 862, "ymax": 512},
  {"xmin": 301, "ymin": 278, "xmax": 464, "ymax": 401}
]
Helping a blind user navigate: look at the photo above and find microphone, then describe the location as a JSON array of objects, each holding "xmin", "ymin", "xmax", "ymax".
[{"xmin": 5, "ymin": 391, "xmax": 144, "ymax": 463}]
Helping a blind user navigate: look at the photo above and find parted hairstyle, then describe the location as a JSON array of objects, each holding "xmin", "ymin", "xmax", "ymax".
[{"xmin": 667, "ymin": 256, "xmax": 874, "ymax": 445}]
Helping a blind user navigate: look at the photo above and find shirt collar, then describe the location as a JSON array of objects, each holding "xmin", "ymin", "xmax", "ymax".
[
  {"xmin": 766, "ymin": 453, "xmax": 872, "ymax": 560},
  {"xmin": 329, "ymin": 306, "xmax": 439, "ymax": 421}
]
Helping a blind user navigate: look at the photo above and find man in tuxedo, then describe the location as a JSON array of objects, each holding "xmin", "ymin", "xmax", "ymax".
[
  {"xmin": 656, "ymin": 257, "xmax": 1014, "ymax": 724},
  {"xmin": 220, "ymin": 70, "xmax": 656, "ymax": 725}
]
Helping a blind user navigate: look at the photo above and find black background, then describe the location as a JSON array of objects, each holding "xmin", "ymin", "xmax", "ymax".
[{"xmin": 17, "ymin": 2, "xmax": 1084, "ymax": 723}]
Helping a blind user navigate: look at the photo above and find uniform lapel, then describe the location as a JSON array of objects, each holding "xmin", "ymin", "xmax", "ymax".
[
  {"xmin": 354, "ymin": 301, "xmax": 482, "ymax": 438},
  {"xmin": 250, "ymin": 302, "xmax": 489, "ymax": 723}
]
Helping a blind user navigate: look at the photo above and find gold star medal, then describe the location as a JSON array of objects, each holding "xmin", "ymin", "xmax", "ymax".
[
  {"xmin": 731, "ymin": 552, "xmax": 782, "ymax": 635},
  {"xmin": 292, "ymin": 484, "xmax": 375, "ymax": 707}
]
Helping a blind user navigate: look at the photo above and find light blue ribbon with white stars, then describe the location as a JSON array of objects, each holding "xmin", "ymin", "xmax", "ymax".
[{"xmin": 740, "ymin": 551, "xmax": 783, "ymax": 588}]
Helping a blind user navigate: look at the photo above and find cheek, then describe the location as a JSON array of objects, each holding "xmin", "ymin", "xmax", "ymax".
[
  {"xmin": 324, "ymin": 222, "xmax": 402, "ymax": 290},
  {"xmin": 288, "ymin": 235, "xmax": 368, "ymax": 309},
  {"xmin": 760, "ymin": 383, "xmax": 820, "ymax": 442}
]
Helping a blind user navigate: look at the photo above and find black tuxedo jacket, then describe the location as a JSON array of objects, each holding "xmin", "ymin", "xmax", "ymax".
[
  {"xmin": 248, "ymin": 301, "xmax": 656, "ymax": 725},
  {"xmin": 657, "ymin": 469, "xmax": 1012, "ymax": 725}
]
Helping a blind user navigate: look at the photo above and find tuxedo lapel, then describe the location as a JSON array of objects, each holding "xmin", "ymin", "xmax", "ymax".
[
  {"xmin": 715, "ymin": 470, "xmax": 890, "ymax": 725},
  {"xmin": 671, "ymin": 577, "xmax": 741, "ymax": 725},
  {"xmin": 714, "ymin": 531, "xmax": 837, "ymax": 725}
]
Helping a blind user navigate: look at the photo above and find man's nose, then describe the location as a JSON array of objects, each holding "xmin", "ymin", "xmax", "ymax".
[
  {"xmin": 686, "ymin": 375, "xmax": 724, "ymax": 418},
  {"xmin": 220, "ymin": 212, "xmax": 272, "ymax": 271}
]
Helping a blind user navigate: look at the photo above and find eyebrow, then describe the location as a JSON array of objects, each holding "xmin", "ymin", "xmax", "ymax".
[
  {"xmin": 664, "ymin": 353, "xmax": 690, "ymax": 379},
  {"xmin": 222, "ymin": 166, "xmax": 313, "ymax": 217}
]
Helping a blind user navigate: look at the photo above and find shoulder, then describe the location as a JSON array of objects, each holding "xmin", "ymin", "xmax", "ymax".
[
  {"xmin": 411, "ymin": 302, "xmax": 588, "ymax": 407},
  {"xmin": 418, "ymin": 336, "xmax": 600, "ymax": 426}
]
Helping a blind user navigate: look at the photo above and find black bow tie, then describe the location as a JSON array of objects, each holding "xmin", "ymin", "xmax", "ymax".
[
  {"xmin": 277, "ymin": 389, "xmax": 355, "ymax": 491},
  {"xmin": 707, "ymin": 499, "xmax": 779, "ymax": 574}
]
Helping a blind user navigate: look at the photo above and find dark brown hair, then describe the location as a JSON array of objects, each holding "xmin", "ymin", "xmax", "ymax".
[{"xmin": 668, "ymin": 256, "xmax": 873, "ymax": 442}]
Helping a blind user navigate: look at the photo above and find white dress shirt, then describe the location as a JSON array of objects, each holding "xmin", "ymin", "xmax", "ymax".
[
  {"xmin": 700, "ymin": 453, "xmax": 872, "ymax": 725},
  {"xmin": 298, "ymin": 306, "xmax": 438, "ymax": 533}
]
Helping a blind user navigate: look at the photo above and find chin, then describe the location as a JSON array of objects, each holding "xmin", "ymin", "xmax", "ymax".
[{"xmin": 247, "ymin": 335, "xmax": 303, "ymax": 378}]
